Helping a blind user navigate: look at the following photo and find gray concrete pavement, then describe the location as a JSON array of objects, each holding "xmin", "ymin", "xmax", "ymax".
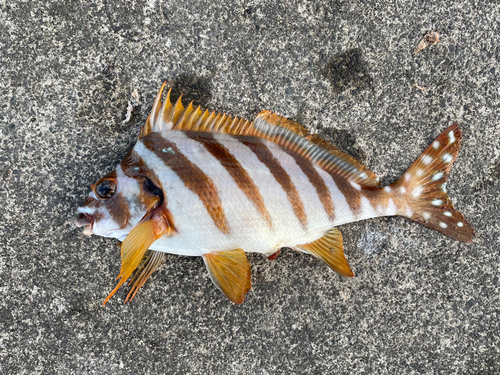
[{"xmin": 1, "ymin": 1, "xmax": 499, "ymax": 374}]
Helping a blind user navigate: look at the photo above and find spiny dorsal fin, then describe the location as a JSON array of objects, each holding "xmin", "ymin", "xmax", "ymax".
[
  {"xmin": 203, "ymin": 249, "xmax": 252, "ymax": 304},
  {"xmin": 294, "ymin": 228, "xmax": 354, "ymax": 277},
  {"xmin": 139, "ymin": 83, "xmax": 254, "ymax": 138},
  {"xmin": 140, "ymin": 84, "xmax": 379, "ymax": 187}
]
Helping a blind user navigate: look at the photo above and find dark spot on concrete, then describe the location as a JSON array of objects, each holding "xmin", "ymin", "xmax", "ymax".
[
  {"xmin": 482, "ymin": 351, "xmax": 500, "ymax": 375},
  {"xmin": 167, "ymin": 74, "xmax": 213, "ymax": 109},
  {"xmin": 465, "ymin": 298, "xmax": 476, "ymax": 309},
  {"xmin": 2, "ymin": 169, "xmax": 12, "ymax": 181},
  {"xmin": 315, "ymin": 124, "xmax": 367, "ymax": 163},
  {"xmin": 104, "ymin": 0, "xmax": 160, "ymax": 42},
  {"xmin": 67, "ymin": 293, "xmax": 97, "ymax": 319},
  {"xmin": 322, "ymin": 49, "xmax": 372, "ymax": 93},
  {"xmin": 243, "ymin": 7, "xmax": 254, "ymax": 18}
]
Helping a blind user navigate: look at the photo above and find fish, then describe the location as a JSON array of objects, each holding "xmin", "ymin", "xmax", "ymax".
[{"xmin": 76, "ymin": 83, "xmax": 474, "ymax": 305}]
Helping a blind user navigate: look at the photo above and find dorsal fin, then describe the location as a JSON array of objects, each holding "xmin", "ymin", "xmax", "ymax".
[
  {"xmin": 138, "ymin": 82, "xmax": 254, "ymax": 138},
  {"xmin": 139, "ymin": 83, "xmax": 380, "ymax": 187},
  {"xmin": 253, "ymin": 112, "xmax": 380, "ymax": 187}
]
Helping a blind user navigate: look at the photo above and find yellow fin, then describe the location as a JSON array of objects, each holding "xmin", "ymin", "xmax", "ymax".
[
  {"xmin": 143, "ymin": 83, "xmax": 253, "ymax": 135},
  {"xmin": 203, "ymin": 249, "xmax": 252, "ymax": 304},
  {"xmin": 125, "ymin": 250, "xmax": 166, "ymax": 303},
  {"xmin": 143, "ymin": 84, "xmax": 378, "ymax": 187},
  {"xmin": 294, "ymin": 228, "xmax": 354, "ymax": 277},
  {"xmin": 103, "ymin": 207, "xmax": 175, "ymax": 305},
  {"xmin": 103, "ymin": 221, "xmax": 158, "ymax": 305}
]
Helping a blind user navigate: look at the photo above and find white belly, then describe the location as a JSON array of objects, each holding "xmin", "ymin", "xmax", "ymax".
[{"xmin": 136, "ymin": 133, "xmax": 335, "ymax": 256}]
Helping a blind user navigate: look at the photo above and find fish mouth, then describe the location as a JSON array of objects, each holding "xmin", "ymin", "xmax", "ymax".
[{"xmin": 76, "ymin": 213, "xmax": 94, "ymax": 236}]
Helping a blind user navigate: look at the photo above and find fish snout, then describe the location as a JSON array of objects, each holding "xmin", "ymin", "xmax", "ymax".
[{"xmin": 76, "ymin": 212, "xmax": 94, "ymax": 235}]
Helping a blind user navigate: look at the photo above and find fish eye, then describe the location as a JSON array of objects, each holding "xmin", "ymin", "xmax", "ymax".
[{"xmin": 95, "ymin": 179, "xmax": 116, "ymax": 199}]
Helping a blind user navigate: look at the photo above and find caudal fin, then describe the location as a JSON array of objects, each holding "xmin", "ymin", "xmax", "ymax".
[{"xmin": 391, "ymin": 124, "xmax": 474, "ymax": 242}]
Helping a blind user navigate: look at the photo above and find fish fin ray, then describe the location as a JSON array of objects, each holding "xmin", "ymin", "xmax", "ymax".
[
  {"xmin": 103, "ymin": 207, "xmax": 175, "ymax": 305},
  {"xmin": 203, "ymin": 249, "xmax": 252, "ymax": 304},
  {"xmin": 294, "ymin": 228, "xmax": 354, "ymax": 277},
  {"xmin": 141, "ymin": 83, "xmax": 253, "ymax": 136},
  {"xmin": 391, "ymin": 124, "xmax": 474, "ymax": 242},
  {"xmin": 142, "ymin": 85, "xmax": 379, "ymax": 187},
  {"xmin": 253, "ymin": 112, "xmax": 380, "ymax": 187},
  {"xmin": 125, "ymin": 250, "xmax": 166, "ymax": 303},
  {"xmin": 103, "ymin": 221, "xmax": 157, "ymax": 305}
]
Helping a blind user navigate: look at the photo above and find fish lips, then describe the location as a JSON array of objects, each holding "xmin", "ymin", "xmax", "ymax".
[{"xmin": 76, "ymin": 213, "xmax": 94, "ymax": 236}]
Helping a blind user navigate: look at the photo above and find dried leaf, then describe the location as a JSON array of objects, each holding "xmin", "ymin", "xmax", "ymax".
[
  {"xmin": 414, "ymin": 31, "xmax": 441, "ymax": 54},
  {"xmin": 122, "ymin": 88, "xmax": 140, "ymax": 124}
]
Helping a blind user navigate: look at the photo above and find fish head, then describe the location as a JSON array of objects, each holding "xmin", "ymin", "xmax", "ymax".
[{"xmin": 76, "ymin": 156, "xmax": 162, "ymax": 240}]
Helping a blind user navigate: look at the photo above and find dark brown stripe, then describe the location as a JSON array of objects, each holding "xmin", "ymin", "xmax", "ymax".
[
  {"xmin": 121, "ymin": 150, "xmax": 166, "ymax": 210},
  {"xmin": 185, "ymin": 132, "xmax": 272, "ymax": 227},
  {"xmin": 328, "ymin": 172, "xmax": 362, "ymax": 217},
  {"xmin": 121, "ymin": 150, "xmax": 153, "ymax": 179},
  {"xmin": 361, "ymin": 186, "xmax": 388, "ymax": 213},
  {"xmin": 142, "ymin": 134, "xmax": 230, "ymax": 234},
  {"xmin": 93, "ymin": 170, "xmax": 130, "ymax": 229},
  {"xmin": 240, "ymin": 138, "xmax": 307, "ymax": 228},
  {"xmin": 281, "ymin": 147, "xmax": 335, "ymax": 221},
  {"xmin": 108, "ymin": 192, "xmax": 130, "ymax": 229}
]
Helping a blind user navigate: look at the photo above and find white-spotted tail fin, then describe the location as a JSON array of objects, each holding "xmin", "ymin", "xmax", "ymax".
[{"xmin": 391, "ymin": 124, "xmax": 474, "ymax": 242}]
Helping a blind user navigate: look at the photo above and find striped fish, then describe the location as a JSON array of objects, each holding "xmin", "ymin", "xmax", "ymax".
[{"xmin": 76, "ymin": 83, "xmax": 474, "ymax": 305}]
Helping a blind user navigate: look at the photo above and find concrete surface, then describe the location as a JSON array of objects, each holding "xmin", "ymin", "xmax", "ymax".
[{"xmin": 1, "ymin": 1, "xmax": 499, "ymax": 374}]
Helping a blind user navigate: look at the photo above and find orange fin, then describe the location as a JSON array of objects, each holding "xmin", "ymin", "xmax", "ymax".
[
  {"xmin": 142, "ymin": 85, "xmax": 379, "ymax": 188},
  {"xmin": 140, "ymin": 82, "xmax": 166, "ymax": 138},
  {"xmin": 202, "ymin": 249, "xmax": 252, "ymax": 304},
  {"xmin": 390, "ymin": 124, "xmax": 474, "ymax": 242},
  {"xmin": 140, "ymin": 82, "xmax": 253, "ymax": 136},
  {"xmin": 103, "ymin": 207, "xmax": 175, "ymax": 305},
  {"xmin": 125, "ymin": 250, "xmax": 166, "ymax": 303},
  {"xmin": 294, "ymin": 228, "xmax": 354, "ymax": 277},
  {"xmin": 253, "ymin": 111, "xmax": 380, "ymax": 187}
]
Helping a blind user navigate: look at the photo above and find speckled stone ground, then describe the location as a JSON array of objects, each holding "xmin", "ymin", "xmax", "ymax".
[{"xmin": 1, "ymin": 1, "xmax": 499, "ymax": 374}]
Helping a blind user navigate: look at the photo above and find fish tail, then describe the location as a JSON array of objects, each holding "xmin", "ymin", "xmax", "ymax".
[{"xmin": 389, "ymin": 124, "xmax": 474, "ymax": 242}]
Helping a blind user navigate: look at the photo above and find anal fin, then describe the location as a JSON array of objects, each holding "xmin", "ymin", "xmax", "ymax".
[
  {"xmin": 203, "ymin": 249, "xmax": 252, "ymax": 304},
  {"xmin": 294, "ymin": 228, "xmax": 354, "ymax": 277}
]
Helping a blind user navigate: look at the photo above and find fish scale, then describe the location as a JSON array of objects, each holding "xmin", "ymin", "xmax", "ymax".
[{"xmin": 76, "ymin": 83, "xmax": 474, "ymax": 305}]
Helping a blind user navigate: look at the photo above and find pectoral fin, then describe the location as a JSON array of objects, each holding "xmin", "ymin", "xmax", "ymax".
[
  {"xmin": 103, "ymin": 206, "xmax": 175, "ymax": 305},
  {"xmin": 294, "ymin": 228, "xmax": 354, "ymax": 277},
  {"xmin": 203, "ymin": 249, "xmax": 252, "ymax": 304}
]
